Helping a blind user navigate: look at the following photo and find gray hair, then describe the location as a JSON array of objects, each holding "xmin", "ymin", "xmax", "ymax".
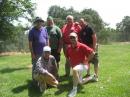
[{"xmin": 66, "ymin": 15, "xmax": 74, "ymax": 20}]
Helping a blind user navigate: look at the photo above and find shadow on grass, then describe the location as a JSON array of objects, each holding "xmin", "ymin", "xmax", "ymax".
[
  {"xmin": 55, "ymin": 76, "xmax": 84, "ymax": 96},
  {"xmin": 12, "ymin": 80, "xmax": 43, "ymax": 97},
  {"xmin": 0, "ymin": 67, "xmax": 29, "ymax": 74}
]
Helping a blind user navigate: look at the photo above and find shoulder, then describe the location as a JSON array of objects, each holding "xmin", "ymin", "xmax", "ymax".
[
  {"xmin": 49, "ymin": 55, "xmax": 55, "ymax": 60},
  {"xmin": 62, "ymin": 24, "xmax": 67, "ymax": 29},
  {"xmin": 41, "ymin": 27, "xmax": 48, "ymax": 33},
  {"xmin": 86, "ymin": 25, "xmax": 94, "ymax": 31},
  {"xmin": 78, "ymin": 42, "xmax": 88, "ymax": 48},
  {"xmin": 37, "ymin": 57, "xmax": 42, "ymax": 62},
  {"xmin": 29, "ymin": 27, "xmax": 35, "ymax": 33}
]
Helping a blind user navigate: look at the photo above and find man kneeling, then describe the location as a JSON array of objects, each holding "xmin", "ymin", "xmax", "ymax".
[
  {"xmin": 33, "ymin": 46, "xmax": 59, "ymax": 92},
  {"xmin": 67, "ymin": 32, "xmax": 95, "ymax": 97}
]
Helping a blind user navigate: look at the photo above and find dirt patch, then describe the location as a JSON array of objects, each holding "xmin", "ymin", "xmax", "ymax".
[{"xmin": 0, "ymin": 52, "xmax": 30, "ymax": 56}]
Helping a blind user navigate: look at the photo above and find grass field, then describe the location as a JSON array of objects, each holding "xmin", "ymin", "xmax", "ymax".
[{"xmin": 0, "ymin": 43, "xmax": 130, "ymax": 97}]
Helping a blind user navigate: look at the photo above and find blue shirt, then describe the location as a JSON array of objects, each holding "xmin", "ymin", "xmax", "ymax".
[{"xmin": 28, "ymin": 27, "xmax": 48, "ymax": 55}]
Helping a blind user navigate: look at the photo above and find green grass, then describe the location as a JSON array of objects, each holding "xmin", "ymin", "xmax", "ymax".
[{"xmin": 0, "ymin": 43, "xmax": 130, "ymax": 97}]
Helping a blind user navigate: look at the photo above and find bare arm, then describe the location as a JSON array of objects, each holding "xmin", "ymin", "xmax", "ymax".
[
  {"xmin": 92, "ymin": 33, "xmax": 97, "ymax": 51},
  {"xmin": 88, "ymin": 51, "xmax": 95, "ymax": 62},
  {"xmin": 29, "ymin": 41, "xmax": 36, "ymax": 59},
  {"xmin": 57, "ymin": 37, "xmax": 63, "ymax": 53}
]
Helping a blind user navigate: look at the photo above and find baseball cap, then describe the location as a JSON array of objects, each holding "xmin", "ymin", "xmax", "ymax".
[
  {"xmin": 34, "ymin": 17, "xmax": 44, "ymax": 23},
  {"xmin": 47, "ymin": 16, "xmax": 53, "ymax": 21},
  {"xmin": 43, "ymin": 46, "xmax": 51, "ymax": 52},
  {"xmin": 69, "ymin": 32, "xmax": 77, "ymax": 37}
]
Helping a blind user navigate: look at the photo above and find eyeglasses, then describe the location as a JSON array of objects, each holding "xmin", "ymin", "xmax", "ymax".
[{"xmin": 70, "ymin": 36, "xmax": 76, "ymax": 39}]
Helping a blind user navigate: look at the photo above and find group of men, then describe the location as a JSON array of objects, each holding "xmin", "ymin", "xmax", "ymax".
[{"xmin": 28, "ymin": 15, "xmax": 99, "ymax": 97}]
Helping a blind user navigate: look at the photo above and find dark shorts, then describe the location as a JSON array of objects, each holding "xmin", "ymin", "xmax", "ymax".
[
  {"xmin": 51, "ymin": 49, "xmax": 60, "ymax": 63},
  {"xmin": 90, "ymin": 44, "xmax": 99, "ymax": 66},
  {"xmin": 90, "ymin": 52, "xmax": 99, "ymax": 66}
]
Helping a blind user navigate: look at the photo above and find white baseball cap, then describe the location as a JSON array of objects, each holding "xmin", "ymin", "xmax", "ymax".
[
  {"xmin": 43, "ymin": 46, "xmax": 51, "ymax": 52},
  {"xmin": 69, "ymin": 32, "xmax": 77, "ymax": 37}
]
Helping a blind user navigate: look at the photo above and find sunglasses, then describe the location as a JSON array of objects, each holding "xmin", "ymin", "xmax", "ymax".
[{"xmin": 70, "ymin": 36, "xmax": 76, "ymax": 39}]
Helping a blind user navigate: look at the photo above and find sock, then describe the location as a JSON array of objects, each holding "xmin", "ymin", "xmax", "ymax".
[{"xmin": 73, "ymin": 86, "xmax": 77, "ymax": 90}]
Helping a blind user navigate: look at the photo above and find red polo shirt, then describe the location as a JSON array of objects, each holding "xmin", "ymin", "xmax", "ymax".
[
  {"xmin": 66, "ymin": 42, "xmax": 93, "ymax": 68},
  {"xmin": 61, "ymin": 23, "xmax": 81, "ymax": 44}
]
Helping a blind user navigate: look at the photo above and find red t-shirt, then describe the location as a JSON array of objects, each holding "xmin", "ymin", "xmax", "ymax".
[
  {"xmin": 61, "ymin": 23, "xmax": 81, "ymax": 44},
  {"xmin": 66, "ymin": 42, "xmax": 93, "ymax": 68}
]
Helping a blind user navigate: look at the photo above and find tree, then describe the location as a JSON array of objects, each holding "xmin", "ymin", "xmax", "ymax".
[
  {"xmin": 48, "ymin": 5, "xmax": 104, "ymax": 31},
  {"xmin": 0, "ymin": 0, "xmax": 35, "ymax": 42},
  {"xmin": 116, "ymin": 16, "xmax": 130, "ymax": 41},
  {"xmin": 81, "ymin": 8, "xmax": 104, "ymax": 32}
]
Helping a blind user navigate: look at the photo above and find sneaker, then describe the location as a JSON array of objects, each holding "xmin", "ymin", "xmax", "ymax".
[
  {"xmin": 68, "ymin": 88, "xmax": 77, "ymax": 97},
  {"xmin": 91, "ymin": 75, "xmax": 98, "ymax": 82},
  {"xmin": 82, "ymin": 76, "xmax": 93, "ymax": 84}
]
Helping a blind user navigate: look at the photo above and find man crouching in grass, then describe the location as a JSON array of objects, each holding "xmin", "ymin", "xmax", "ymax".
[
  {"xmin": 33, "ymin": 46, "xmax": 59, "ymax": 92},
  {"xmin": 66, "ymin": 32, "xmax": 95, "ymax": 97}
]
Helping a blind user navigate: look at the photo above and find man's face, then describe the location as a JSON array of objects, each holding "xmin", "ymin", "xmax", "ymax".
[
  {"xmin": 43, "ymin": 51, "xmax": 50, "ymax": 59},
  {"xmin": 79, "ymin": 19, "xmax": 84, "ymax": 27},
  {"xmin": 70, "ymin": 36, "xmax": 77, "ymax": 45},
  {"xmin": 47, "ymin": 19, "xmax": 53, "ymax": 26},
  {"xmin": 66, "ymin": 17, "xmax": 73, "ymax": 24},
  {"xmin": 34, "ymin": 21, "xmax": 44, "ymax": 28}
]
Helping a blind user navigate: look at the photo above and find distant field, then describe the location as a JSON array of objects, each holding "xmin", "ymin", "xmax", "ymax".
[{"xmin": 0, "ymin": 43, "xmax": 130, "ymax": 97}]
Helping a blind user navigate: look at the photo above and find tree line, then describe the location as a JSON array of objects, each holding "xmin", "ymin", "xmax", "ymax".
[{"xmin": 0, "ymin": 1, "xmax": 130, "ymax": 52}]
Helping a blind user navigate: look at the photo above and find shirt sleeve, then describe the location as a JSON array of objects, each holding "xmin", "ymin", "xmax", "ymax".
[
  {"xmin": 56, "ymin": 26, "xmax": 62, "ymax": 39},
  {"xmin": 82, "ymin": 44, "xmax": 93, "ymax": 57},
  {"xmin": 28, "ymin": 29, "xmax": 33, "ymax": 41},
  {"xmin": 52, "ymin": 57, "xmax": 58, "ymax": 73},
  {"xmin": 35, "ymin": 58, "xmax": 47, "ymax": 74}
]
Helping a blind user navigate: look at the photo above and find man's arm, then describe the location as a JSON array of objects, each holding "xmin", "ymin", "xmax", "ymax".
[
  {"xmin": 35, "ymin": 58, "xmax": 47, "ymax": 74},
  {"xmin": 87, "ymin": 51, "xmax": 95, "ymax": 62},
  {"xmin": 56, "ymin": 27, "xmax": 63, "ymax": 53},
  {"xmin": 92, "ymin": 33, "xmax": 97, "ymax": 51},
  {"xmin": 29, "ymin": 41, "xmax": 35, "ymax": 59}
]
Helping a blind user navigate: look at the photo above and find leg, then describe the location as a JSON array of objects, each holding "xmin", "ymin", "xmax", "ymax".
[
  {"xmin": 65, "ymin": 59, "xmax": 70, "ymax": 76},
  {"xmin": 86, "ymin": 63, "xmax": 91, "ymax": 77},
  {"xmin": 63, "ymin": 44, "xmax": 70, "ymax": 76},
  {"xmin": 44, "ymin": 72, "xmax": 59, "ymax": 87},
  {"xmin": 92, "ymin": 52, "xmax": 99, "ymax": 81},
  {"xmin": 68, "ymin": 64, "xmax": 87, "ymax": 97},
  {"xmin": 94, "ymin": 63, "xmax": 99, "ymax": 77},
  {"xmin": 33, "ymin": 73, "xmax": 47, "ymax": 92},
  {"xmin": 68, "ymin": 68, "xmax": 78, "ymax": 97}
]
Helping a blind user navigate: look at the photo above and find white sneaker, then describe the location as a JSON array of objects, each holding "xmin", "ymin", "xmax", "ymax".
[
  {"xmin": 68, "ymin": 88, "xmax": 77, "ymax": 97},
  {"xmin": 91, "ymin": 75, "xmax": 98, "ymax": 82}
]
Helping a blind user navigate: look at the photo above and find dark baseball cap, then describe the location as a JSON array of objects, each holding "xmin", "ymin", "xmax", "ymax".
[{"xmin": 34, "ymin": 17, "xmax": 44, "ymax": 23}]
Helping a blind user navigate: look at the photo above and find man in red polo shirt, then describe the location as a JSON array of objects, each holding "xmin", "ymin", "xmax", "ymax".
[
  {"xmin": 61, "ymin": 15, "xmax": 81, "ymax": 77},
  {"xmin": 67, "ymin": 32, "xmax": 95, "ymax": 97}
]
